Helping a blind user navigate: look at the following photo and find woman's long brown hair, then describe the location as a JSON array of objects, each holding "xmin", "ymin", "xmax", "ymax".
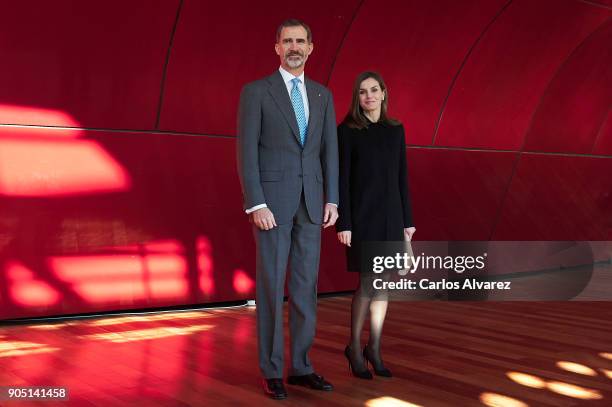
[{"xmin": 342, "ymin": 71, "xmax": 400, "ymax": 129}]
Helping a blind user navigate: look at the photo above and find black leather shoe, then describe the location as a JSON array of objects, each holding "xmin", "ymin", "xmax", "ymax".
[
  {"xmin": 363, "ymin": 344, "xmax": 392, "ymax": 377},
  {"xmin": 262, "ymin": 378, "xmax": 288, "ymax": 400},
  {"xmin": 287, "ymin": 373, "xmax": 333, "ymax": 391}
]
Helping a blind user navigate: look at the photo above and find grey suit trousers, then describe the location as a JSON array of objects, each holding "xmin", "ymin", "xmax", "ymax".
[{"xmin": 254, "ymin": 190, "xmax": 320, "ymax": 379}]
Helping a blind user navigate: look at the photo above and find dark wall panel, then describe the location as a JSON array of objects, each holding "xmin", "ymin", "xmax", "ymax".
[
  {"xmin": 593, "ymin": 110, "xmax": 612, "ymax": 155},
  {"xmin": 523, "ymin": 19, "xmax": 612, "ymax": 154},
  {"xmin": 406, "ymin": 148, "xmax": 516, "ymax": 240},
  {"xmin": 435, "ymin": 0, "xmax": 610, "ymax": 150},
  {"xmin": 492, "ymin": 154, "xmax": 612, "ymax": 240},
  {"xmin": 328, "ymin": 0, "xmax": 507, "ymax": 146},
  {"xmin": 0, "ymin": 0, "xmax": 179, "ymax": 129},
  {"xmin": 158, "ymin": 0, "xmax": 360, "ymax": 135}
]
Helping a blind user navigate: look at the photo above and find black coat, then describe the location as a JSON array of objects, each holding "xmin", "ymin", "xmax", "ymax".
[{"xmin": 336, "ymin": 120, "xmax": 414, "ymax": 271}]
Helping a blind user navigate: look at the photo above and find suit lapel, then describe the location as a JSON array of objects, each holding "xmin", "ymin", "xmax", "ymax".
[
  {"xmin": 304, "ymin": 77, "xmax": 321, "ymax": 149},
  {"xmin": 267, "ymin": 72, "xmax": 301, "ymax": 144}
]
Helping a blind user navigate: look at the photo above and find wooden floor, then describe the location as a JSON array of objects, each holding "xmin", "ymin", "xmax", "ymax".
[{"xmin": 1, "ymin": 297, "xmax": 611, "ymax": 406}]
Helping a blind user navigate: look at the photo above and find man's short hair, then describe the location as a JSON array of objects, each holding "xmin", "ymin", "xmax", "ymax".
[{"xmin": 276, "ymin": 18, "xmax": 312, "ymax": 43}]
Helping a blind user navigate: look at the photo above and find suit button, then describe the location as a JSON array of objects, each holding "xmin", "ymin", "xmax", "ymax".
[{"xmin": 298, "ymin": 174, "xmax": 303, "ymax": 178}]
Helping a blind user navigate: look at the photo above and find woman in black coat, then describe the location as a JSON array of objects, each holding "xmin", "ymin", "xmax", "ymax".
[{"xmin": 336, "ymin": 71, "xmax": 416, "ymax": 379}]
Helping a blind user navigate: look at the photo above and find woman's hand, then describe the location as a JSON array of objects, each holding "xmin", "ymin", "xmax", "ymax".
[
  {"xmin": 337, "ymin": 231, "xmax": 352, "ymax": 247},
  {"xmin": 404, "ymin": 227, "xmax": 416, "ymax": 241}
]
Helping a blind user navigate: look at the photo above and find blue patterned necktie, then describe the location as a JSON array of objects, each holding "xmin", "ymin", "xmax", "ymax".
[{"xmin": 290, "ymin": 78, "xmax": 308, "ymax": 146}]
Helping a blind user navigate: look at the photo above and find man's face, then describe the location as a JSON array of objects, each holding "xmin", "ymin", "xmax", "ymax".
[{"xmin": 275, "ymin": 25, "xmax": 313, "ymax": 70}]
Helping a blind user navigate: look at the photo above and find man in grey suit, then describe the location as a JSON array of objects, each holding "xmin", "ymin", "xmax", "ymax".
[{"xmin": 237, "ymin": 19, "xmax": 339, "ymax": 400}]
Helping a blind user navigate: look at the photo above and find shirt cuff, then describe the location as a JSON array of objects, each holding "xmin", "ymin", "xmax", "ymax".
[
  {"xmin": 245, "ymin": 203, "xmax": 267, "ymax": 214},
  {"xmin": 326, "ymin": 203, "xmax": 338, "ymax": 207}
]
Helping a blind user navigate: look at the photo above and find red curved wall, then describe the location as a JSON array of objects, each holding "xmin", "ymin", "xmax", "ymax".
[{"xmin": 1, "ymin": 0, "xmax": 610, "ymax": 319}]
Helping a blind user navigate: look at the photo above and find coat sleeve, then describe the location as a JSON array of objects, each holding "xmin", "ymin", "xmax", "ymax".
[
  {"xmin": 336, "ymin": 124, "xmax": 352, "ymax": 232},
  {"xmin": 398, "ymin": 125, "xmax": 415, "ymax": 228},
  {"xmin": 236, "ymin": 83, "xmax": 266, "ymax": 210},
  {"xmin": 320, "ymin": 88, "xmax": 339, "ymax": 206}
]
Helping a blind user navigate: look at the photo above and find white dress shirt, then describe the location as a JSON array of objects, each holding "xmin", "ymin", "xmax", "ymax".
[{"xmin": 245, "ymin": 67, "xmax": 335, "ymax": 214}]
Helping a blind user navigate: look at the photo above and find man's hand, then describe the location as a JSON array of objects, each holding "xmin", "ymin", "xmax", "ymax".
[
  {"xmin": 404, "ymin": 227, "xmax": 416, "ymax": 241},
  {"xmin": 322, "ymin": 204, "xmax": 338, "ymax": 228},
  {"xmin": 337, "ymin": 231, "xmax": 351, "ymax": 247},
  {"xmin": 251, "ymin": 207, "xmax": 277, "ymax": 231}
]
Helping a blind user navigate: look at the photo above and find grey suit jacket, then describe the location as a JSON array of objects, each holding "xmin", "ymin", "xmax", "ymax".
[{"xmin": 237, "ymin": 71, "xmax": 339, "ymax": 225}]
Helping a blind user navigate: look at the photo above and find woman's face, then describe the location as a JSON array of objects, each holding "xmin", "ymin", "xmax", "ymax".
[{"xmin": 359, "ymin": 77, "xmax": 385, "ymax": 113}]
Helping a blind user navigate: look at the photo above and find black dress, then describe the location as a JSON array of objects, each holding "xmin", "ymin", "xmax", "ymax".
[{"xmin": 336, "ymin": 120, "xmax": 414, "ymax": 272}]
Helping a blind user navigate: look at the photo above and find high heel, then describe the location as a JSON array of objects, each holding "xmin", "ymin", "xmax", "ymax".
[
  {"xmin": 344, "ymin": 346, "xmax": 373, "ymax": 379},
  {"xmin": 363, "ymin": 344, "xmax": 392, "ymax": 377}
]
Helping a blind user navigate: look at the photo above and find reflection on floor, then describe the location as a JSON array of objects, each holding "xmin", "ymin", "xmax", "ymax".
[{"xmin": 1, "ymin": 297, "xmax": 611, "ymax": 406}]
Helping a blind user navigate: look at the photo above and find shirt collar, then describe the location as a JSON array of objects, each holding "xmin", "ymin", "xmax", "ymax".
[{"xmin": 279, "ymin": 66, "xmax": 305, "ymax": 85}]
